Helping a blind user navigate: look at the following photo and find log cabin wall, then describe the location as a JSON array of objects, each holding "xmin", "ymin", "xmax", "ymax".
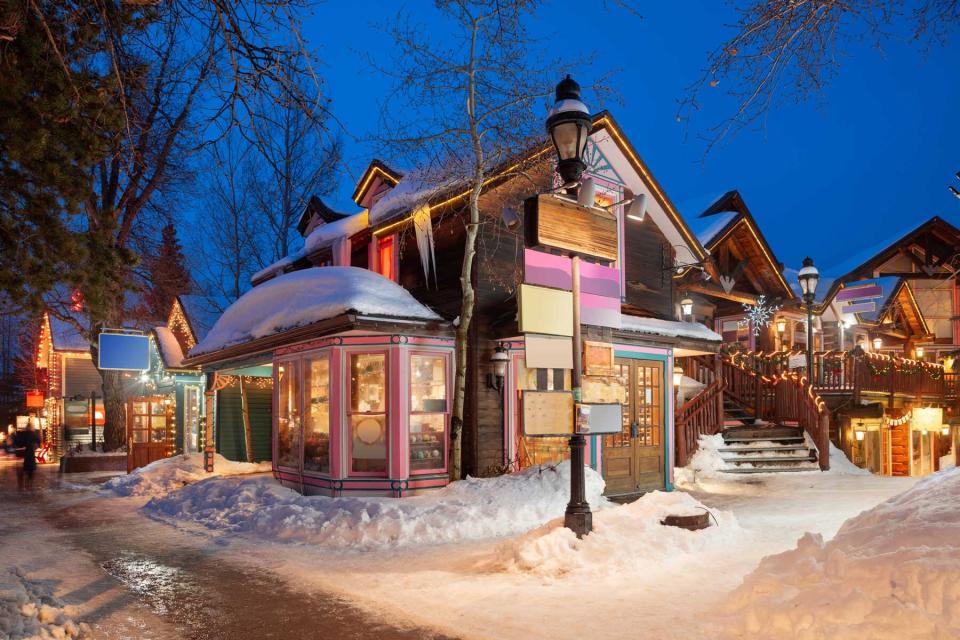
[{"xmin": 890, "ymin": 422, "xmax": 909, "ymax": 476}]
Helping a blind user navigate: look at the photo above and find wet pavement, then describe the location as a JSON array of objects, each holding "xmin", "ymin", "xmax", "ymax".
[{"xmin": 0, "ymin": 458, "xmax": 457, "ymax": 640}]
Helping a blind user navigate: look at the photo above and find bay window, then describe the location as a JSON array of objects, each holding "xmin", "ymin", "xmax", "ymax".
[
  {"xmin": 349, "ymin": 352, "xmax": 388, "ymax": 474},
  {"xmin": 409, "ymin": 354, "xmax": 448, "ymax": 473},
  {"xmin": 303, "ymin": 356, "xmax": 331, "ymax": 473},
  {"xmin": 276, "ymin": 360, "xmax": 301, "ymax": 469}
]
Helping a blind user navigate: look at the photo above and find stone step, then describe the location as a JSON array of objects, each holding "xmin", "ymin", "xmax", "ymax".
[
  {"xmin": 718, "ymin": 444, "xmax": 811, "ymax": 453},
  {"xmin": 721, "ymin": 435, "xmax": 806, "ymax": 445}
]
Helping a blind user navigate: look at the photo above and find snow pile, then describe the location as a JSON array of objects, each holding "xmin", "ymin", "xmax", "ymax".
[
  {"xmin": 103, "ymin": 453, "xmax": 270, "ymax": 498},
  {"xmin": 496, "ymin": 490, "xmax": 740, "ymax": 578},
  {"xmin": 147, "ymin": 462, "xmax": 607, "ymax": 550},
  {"xmin": 191, "ymin": 267, "xmax": 444, "ymax": 356},
  {"xmin": 302, "ymin": 211, "xmax": 368, "ymax": 255},
  {"xmin": 368, "ymin": 172, "xmax": 456, "ymax": 225},
  {"xmin": 0, "ymin": 568, "xmax": 92, "ymax": 639},
  {"xmin": 726, "ymin": 467, "xmax": 960, "ymax": 639},
  {"xmin": 620, "ymin": 315, "xmax": 722, "ymax": 342}
]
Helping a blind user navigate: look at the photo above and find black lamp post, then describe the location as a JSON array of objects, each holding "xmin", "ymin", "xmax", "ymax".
[
  {"xmin": 546, "ymin": 75, "xmax": 591, "ymax": 190},
  {"xmin": 797, "ymin": 257, "xmax": 820, "ymax": 376},
  {"xmin": 547, "ymin": 75, "xmax": 592, "ymax": 538}
]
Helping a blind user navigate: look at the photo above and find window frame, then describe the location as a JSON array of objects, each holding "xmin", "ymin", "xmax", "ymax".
[
  {"xmin": 301, "ymin": 352, "xmax": 332, "ymax": 476},
  {"xmin": 373, "ymin": 234, "xmax": 398, "ymax": 282},
  {"xmin": 346, "ymin": 349, "xmax": 390, "ymax": 477},
  {"xmin": 408, "ymin": 349, "xmax": 451, "ymax": 475}
]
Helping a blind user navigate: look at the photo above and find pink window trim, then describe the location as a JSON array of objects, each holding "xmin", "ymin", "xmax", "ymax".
[
  {"xmin": 346, "ymin": 349, "xmax": 390, "ymax": 478},
  {"xmin": 408, "ymin": 349, "xmax": 452, "ymax": 476}
]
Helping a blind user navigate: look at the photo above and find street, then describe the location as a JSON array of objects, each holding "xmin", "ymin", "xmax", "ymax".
[{"xmin": 0, "ymin": 458, "xmax": 455, "ymax": 640}]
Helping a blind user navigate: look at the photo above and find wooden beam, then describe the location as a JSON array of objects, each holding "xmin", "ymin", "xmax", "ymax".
[
  {"xmin": 240, "ymin": 376, "xmax": 254, "ymax": 463},
  {"xmin": 684, "ymin": 282, "xmax": 759, "ymax": 304}
]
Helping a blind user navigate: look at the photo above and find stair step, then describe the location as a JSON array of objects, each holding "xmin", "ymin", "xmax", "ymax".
[
  {"xmin": 720, "ymin": 466, "xmax": 819, "ymax": 474},
  {"xmin": 718, "ymin": 444, "xmax": 810, "ymax": 453},
  {"xmin": 722, "ymin": 435, "xmax": 806, "ymax": 444},
  {"xmin": 723, "ymin": 455, "xmax": 816, "ymax": 464}
]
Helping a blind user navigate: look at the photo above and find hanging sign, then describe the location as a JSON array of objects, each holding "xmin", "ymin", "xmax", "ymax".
[
  {"xmin": 518, "ymin": 284, "xmax": 573, "ymax": 337},
  {"xmin": 836, "ymin": 284, "xmax": 883, "ymax": 302},
  {"xmin": 840, "ymin": 301, "xmax": 876, "ymax": 314},
  {"xmin": 524, "ymin": 248, "xmax": 572, "ymax": 290},
  {"xmin": 98, "ymin": 332, "xmax": 150, "ymax": 371},
  {"xmin": 25, "ymin": 390, "xmax": 44, "ymax": 408},
  {"xmin": 522, "ymin": 390, "xmax": 575, "ymax": 437},
  {"xmin": 576, "ymin": 403, "xmax": 623, "ymax": 435},
  {"xmin": 524, "ymin": 195, "xmax": 618, "ymax": 261},
  {"xmin": 525, "ymin": 334, "xmax": 574, "ymax": 369},
  {"xmin": 583, "ymin": 341, "xmax": 615, "ymax": 377},
  {"xmin": 581, "ymin": 292, "xmax": 622, "ymax": 329}
]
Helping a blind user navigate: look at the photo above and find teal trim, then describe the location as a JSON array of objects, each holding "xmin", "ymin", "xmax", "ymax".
[
  {"xmin": 584, "ymin": 139, "xmax": 625, "ymax": 185},
  {"xmin": 590, "ymin": 435, "xmax": 597, "ymax": 470},
  {"xmin": 611, "ymin": 349, "xmax": 674, "ymax": 492}
]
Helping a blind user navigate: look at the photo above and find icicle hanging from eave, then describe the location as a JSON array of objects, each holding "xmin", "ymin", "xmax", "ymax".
[{"xmin": 412, "ymin": 205, "xmax": 437, "ymax": 287}]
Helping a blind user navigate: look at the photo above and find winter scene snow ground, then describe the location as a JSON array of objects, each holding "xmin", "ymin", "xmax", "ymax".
[{"xmin": 3, "ymin": 443, "xmax": 958, "ymax": 639}]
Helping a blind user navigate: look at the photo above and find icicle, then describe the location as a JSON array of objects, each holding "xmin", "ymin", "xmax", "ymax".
[{"xmin": 412, "ymin": 205, "xmax": 436, "ymax": 287}]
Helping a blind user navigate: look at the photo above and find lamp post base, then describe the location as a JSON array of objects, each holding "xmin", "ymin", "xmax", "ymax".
[{"xmin": 564, "ymin": 433, "xmax": 593, "ymax": 538}]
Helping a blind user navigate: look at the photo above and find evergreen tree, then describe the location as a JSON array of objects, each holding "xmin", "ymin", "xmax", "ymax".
[{"xmin": 144, "ymin": 224, "xmax": 192, "ymax": 319}]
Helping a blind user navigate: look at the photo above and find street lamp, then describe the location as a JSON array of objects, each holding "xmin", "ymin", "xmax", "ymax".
[
  {"xmin": 680, "ymin": 297, "xmax": 694, "ymax": 319},
  {"xmin": 797, "ymin": 257, "xmax": 819, "ymax": 375},
  {"xmin": 487, "ymin": 343, "xmax": 509, "ymax": 392},
  {"xmin": 546, "ymin": 75, "xmax": 591, "ymax": 188},
  {"xmin": 547, "ymin": 75, "xmax": 592, "ymax": 538}
]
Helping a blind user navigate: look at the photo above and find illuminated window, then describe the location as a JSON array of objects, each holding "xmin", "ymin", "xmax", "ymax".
[{"xmin": 376, "ymin": 235, "xmax": 396, "ymax": 281}]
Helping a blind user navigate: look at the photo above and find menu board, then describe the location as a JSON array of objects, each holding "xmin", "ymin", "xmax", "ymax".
[{"xmin": 522, "ymin": 390, "xmax": 574, "ymax": 437}]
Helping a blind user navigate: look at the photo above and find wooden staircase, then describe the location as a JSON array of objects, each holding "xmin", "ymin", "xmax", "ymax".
[
  {"xmin": 676, "ymin": 354, "xmax": 831, "ymax": 472},
  {"xmin": 717, "ymin": 399, "xmax": 820, "ymax": 473}
]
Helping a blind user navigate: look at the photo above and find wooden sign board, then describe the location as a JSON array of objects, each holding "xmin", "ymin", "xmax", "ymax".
[
  {"xmin": 525, "ymin": 333, "xmax": 573, "ymax": 369},
  {"xmin": 525, "ymin": 194, "xmax": 618, "ymax": 262},
  {"xmin": 583, "ymin": 341, "xmax": 615, "ymax": 377},
  {"xmin": 577, "ymin": 403, "xmax": 623, "ymax": 435},
  {"xmin": 518, "ymin": 284, "xmax": 573, "ymax": 337},
  {"xmin": 581, "ymin": 292, "xmax": 621, "ymax": 329},
  {"xmin": 836, "ymin": 284, "xmax": 883, "ymax": 302},
  {"xmin": 582, "ymin": 376, "xmax": 626, "ymax": 404},
  {"xmin": 522, "ymin": 390, "xmax": 574, "ymax": 437},
  {"xmin": 25, "ymin": 390, "xmax": 44, "ymax": 408}
]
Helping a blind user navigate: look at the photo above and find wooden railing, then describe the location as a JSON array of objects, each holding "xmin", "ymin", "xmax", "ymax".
[
  {"xmin": 722, "ymin": 348, "xmax": 948, "ymax": 401},
  {"xmin": 675, "ymin": 379, "xmax": 725, "ymax": 467},
  {"xmin": 768, "ymin": 373, "xmax": 831, "ymax": 471}
]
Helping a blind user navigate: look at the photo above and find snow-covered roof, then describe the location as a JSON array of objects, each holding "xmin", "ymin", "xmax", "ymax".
[
  {"xmin": 822, "ymin": 218, "xmax": 946, "ymax": 278},
  {"xmin": 191, "ymin": 267, "xmax": 444, "ymax": 357},
  {"xmin": 620, "ymin": 316, "xmax": 722, "ymax": 342},
  {"xmin": 153, "ymin": 326, "xmax": 185, "ymax": 368},
  {"xmin": 178, "ymin": 295, "xmax": 228, "ymax": 343},
  {"xmin": 688, "ymin": 211, "xmax": 740, "ymax": 246},
  {"xmin": 251, "ymin": 211, "xmax": 369, "ymax": 284},
  {"xmin": 49, "ymin": 315, "xmax": 88, "ymax": 351},
  {"xmin": 368, "ymin": 172, "xmax": 457, "ymax": 225}
]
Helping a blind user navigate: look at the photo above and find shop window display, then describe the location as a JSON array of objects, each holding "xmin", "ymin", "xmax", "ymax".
[
  {"xmin": 409, "ymin": 355, "xmax": 447, "ymax": 472},
  {"xmin": 350, "ymin": 353, "xmax": 387, "ymax": 474},
  {"xmin": 303, "ymin": 357, "xmax": 330, "ymax": 473},
  {"xmin": 276, "ymin": 360, "xmax": 301, "ymax": 469}
]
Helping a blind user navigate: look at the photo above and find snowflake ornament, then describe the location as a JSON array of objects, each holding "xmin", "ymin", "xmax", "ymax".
[{"xmin": 739, "ymin": 295, "xmax": 781, "ymax": 336}]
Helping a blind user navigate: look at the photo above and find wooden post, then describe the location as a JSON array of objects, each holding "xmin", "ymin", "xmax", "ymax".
[
  {"xmin": 819, "ymin": 412, "xmax": 830, "ymax": 471},
  {"xmin": 204, "ymin": 372, "xmax": 216, "ymax": 472},
  {"xmin": 240, "ymin": 376, "xmax": 254, "ymax": 463},
  {"xmin": 715, "ymin": 354, "xmax": 724, "ymax": 430}
]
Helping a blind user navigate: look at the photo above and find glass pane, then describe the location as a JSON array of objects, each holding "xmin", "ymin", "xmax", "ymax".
[
  {"xmin": 605, "ymin": 363, "xmax": 632, "ymax": 449},
  {"xmin": 351, "ymin": 414, "xmax": 386, "ymax": 473},
  {"xmin": 133, "ymin": 401, "xmax": 148, "ymax": 415},
  {"xmin": 636, "ymin": 364, "xmax": 662, "ymax": 447},
  {"xmin": 151, "ymin": 402, "xmax": 167, "ymax": 415},
  {"xmin": 132, "ymin": 429, "xmax": 149, "ymax": 443},
  {"xmin": 276, "ymin": 360, "xmax": 302, "ymax": 469},
  {"xmin": 410, "ymin": 414, "xmax": 445, "ymax": 472},
  {"xmin": 184, "ymin": 388, "xmax": 199, "ymax": 453},
  {"xmin": 351, "ymin": 354, "xmax": 385, "ymax": 412},
  {"xmin": 912, "ymin": 430, "xmax": 921, "ymax": 475},
  {"xmin": 303, "ymin": 357, "xmax": 330, "ymax": 474},
  {"xmin": 411, "ymin": 355, "xmax": 446, "ymax": 412}
]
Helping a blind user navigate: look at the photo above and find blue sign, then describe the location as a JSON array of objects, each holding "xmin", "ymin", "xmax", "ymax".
[{"xmin": 98, "ymin": 333, "xmax": 150, "ymax": 371}]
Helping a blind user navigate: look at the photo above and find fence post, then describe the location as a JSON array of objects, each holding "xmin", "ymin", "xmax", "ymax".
[{"xmin": 818, "ymin": 411, "xmax": 830, "ymax": 471}]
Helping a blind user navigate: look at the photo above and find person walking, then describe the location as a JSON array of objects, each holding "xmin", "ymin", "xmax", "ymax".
[{"xmin": 14, "ymin": 423, "xmax": 41, "ymax": 490}]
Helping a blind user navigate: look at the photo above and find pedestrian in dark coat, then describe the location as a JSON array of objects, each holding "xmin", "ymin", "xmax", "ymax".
[{"xmin": 15, "ymin": 424, "xmax": 41, "ymax": 490}]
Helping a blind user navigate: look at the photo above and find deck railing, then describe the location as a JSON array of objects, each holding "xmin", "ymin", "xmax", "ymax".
[
  {"xmin": 675, "ymin": 379, "xmax": 725, "ymax": 467},
  {"xmin": 722, "ymin": 348, "xmax": 947, "ymax": 400}
]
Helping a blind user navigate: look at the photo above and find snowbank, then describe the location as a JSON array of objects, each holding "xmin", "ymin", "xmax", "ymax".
[
  {"xmin": 102, "ymin": 453, "xmax": 270, "ymax": 498},
  {"xmin": 191, "ymin": 267, "xmax": 443, "ymax": 356},
  {"xmin": 496, "ymin": 490, "xmax": 740, "ymax": 578},
  {"xmin": 147, "ymin": 462, "xmax": 607, "ymax": 550},
  {"xmin": 0, "ymin": 567, "xmax": 92, "ymax": 639},
  {"xmin": 726, "ymin": 467, "xmax": 960, "ymax": 639}
]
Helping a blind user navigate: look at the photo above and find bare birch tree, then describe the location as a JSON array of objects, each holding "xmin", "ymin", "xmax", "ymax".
[
  {"xmin": 679, "ymin": 0, "xmax": 960, "ymax": 152},
  {"xmin": 376, "ymin": 0, "xmax": 616, "ymax": 480}
]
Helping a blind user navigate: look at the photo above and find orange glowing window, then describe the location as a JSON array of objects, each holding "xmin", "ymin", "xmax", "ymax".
[{"xmin": 377, "ymin": 236, "xmax": 396, "ymax": 281}]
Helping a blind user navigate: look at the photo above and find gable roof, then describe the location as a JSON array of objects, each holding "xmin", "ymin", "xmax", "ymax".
[
  {"xmin": 296, "ymin": 196, "xmax": 352, "ymax": 236},
  {"xmin": 866, "ymin": 279, "xmax": 930, "ymax": 337},
  {"xmin": 352, "ymin": 160, "xmax": 403, "ymax": 208},
  {"xmin": 177, "ymin": 295, "xmax": 228, "ymax": 344}
]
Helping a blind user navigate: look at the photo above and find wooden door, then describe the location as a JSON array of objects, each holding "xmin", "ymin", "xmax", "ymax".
[
  {"xmin": 602, "ymin": 358, "xmax": 665, "ymax": 495},
  {"xmin": 128, "ymin": 397, "xmax": 173, "ymax": 472}
]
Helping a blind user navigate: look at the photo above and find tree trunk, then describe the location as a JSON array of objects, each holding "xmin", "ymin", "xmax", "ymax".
[{"xmin": 101, "ymin": 369, "xmax": 127, "ymax": 451}]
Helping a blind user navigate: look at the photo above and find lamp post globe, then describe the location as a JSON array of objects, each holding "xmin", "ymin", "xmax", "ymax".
[
  {"xmin": 546, "ymin": 75, "xmax": 591, "ymax": 187},
  {"xmin": 797, "ymin": 257, "xmax": 819, "ymax": 376}
]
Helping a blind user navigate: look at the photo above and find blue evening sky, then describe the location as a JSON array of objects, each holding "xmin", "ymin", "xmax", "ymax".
[{"xmin": 301, "ymin": 1, "xmax": 960, "ymax": 275}]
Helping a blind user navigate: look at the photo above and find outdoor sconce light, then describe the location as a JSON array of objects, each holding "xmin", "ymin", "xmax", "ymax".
[
  {"xmin": 546, "ymin": 75, "xmax": 591, "ymax": 187},
  {"xmin": 673, "ymin": 366, "xmax": 684, "ymax": 388},
  {"xmin": 942, "ymin": 426, "xmax": 951, "ymax": 436},
  {"xmin": 487, "ymin": 343, "xmax": 509, "ymax": 392},
  {"xmin": 873, "ymin": 337, "xmax": 883, "ymax": 351},
  {"xmin": 776, "ymin": 318, "xmax": 786, "ymax": 333},
  {"xmin": 680, "ymin": 297, "xmax": 694, "ymax": 319},
  {"xmin": 855, "ymin": 430, "xmax": 865, "ymax": 442},
  {"xmin": 915, "ymin": 347, "xmax": 924, "ymax": 359}
]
